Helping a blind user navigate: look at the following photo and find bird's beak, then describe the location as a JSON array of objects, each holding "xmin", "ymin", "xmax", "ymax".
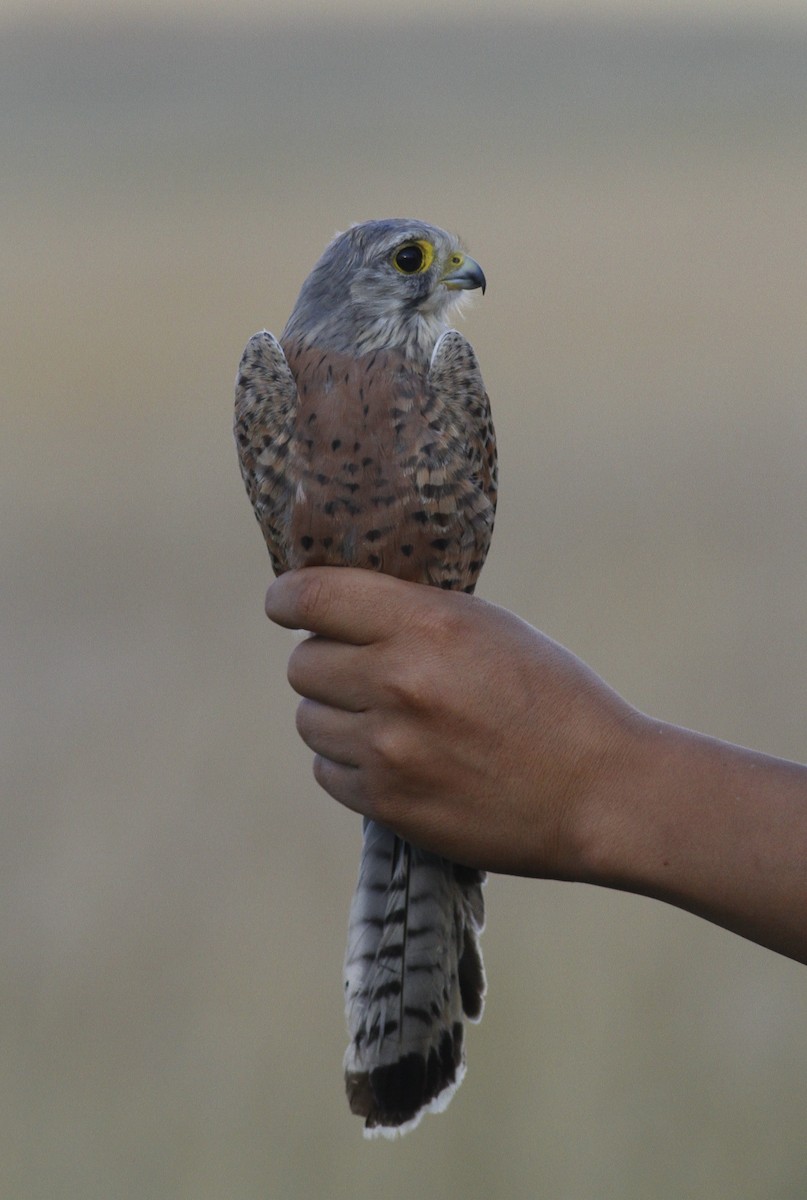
[{"xmin": 440, "ymin": 253, "xmax": 487, "ymax": 295}]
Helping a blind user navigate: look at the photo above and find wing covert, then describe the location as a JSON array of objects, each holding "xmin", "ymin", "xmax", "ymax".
[
  {"xmin": 428, "ymin": 330, "xmax": 498, "ymax": 509},
  {"xmin": 234, "ymin": 330, "xmax": 299, "ymax": 575}
]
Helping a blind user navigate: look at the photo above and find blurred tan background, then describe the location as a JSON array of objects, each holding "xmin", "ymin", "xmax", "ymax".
[{"xmin": 3, "ymin": 5, "xmax": 807, "ymax": 1197}]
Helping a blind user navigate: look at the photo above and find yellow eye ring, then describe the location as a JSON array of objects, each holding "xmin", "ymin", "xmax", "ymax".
[{"xmin": 392, "ymin": 240, "xmax": 435, "ymax": 276}]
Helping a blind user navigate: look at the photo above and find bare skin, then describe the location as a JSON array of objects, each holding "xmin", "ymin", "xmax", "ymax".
[{"xmin": 265, "ymin": 567, "xmax": 807, "ymax": 965}]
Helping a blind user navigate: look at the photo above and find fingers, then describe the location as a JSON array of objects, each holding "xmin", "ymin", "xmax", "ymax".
[
  {"xmin": 265, "ymin": 567, "xmax": 420, "ymax": 642},
  {"xmin": 295, "ymin": 693, "xmax": 370, "ymax": 816},
  {"xmin": 295, "ymin": 698, "xmax": 363, "ymax": 767},
  {"xmin": 286, "ymin": 636, "xmax": 371, "ymax": 711},
  {"xmin": 312, "ymin": 755, "xmax": 365, "ymax": 815}
]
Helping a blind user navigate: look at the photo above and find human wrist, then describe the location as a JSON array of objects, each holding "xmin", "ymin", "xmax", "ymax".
[
  {"xmin": 573, "ymin": 714, "xmax": 728, "ymax": 903},
  {"xmin": 568, "ymin": 708, "xmax": 668, "ymax": 892}
]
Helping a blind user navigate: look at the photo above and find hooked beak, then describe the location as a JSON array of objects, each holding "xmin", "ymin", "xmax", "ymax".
[{"xmin": 440, "ymin": 253, "xmax": 487, "ymax": 295}]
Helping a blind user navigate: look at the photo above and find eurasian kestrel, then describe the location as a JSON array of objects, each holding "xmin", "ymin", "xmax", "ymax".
[{"xmin": 234, "ymin": 218, "xmax": 497, "ymax": 1136}]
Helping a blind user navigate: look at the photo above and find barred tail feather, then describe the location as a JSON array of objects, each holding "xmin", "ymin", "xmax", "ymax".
[{"xmin": 343, "ymin": 819, "xmax": 485, "ymax": 1138}]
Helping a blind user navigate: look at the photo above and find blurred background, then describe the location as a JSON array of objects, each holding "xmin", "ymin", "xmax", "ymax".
[{"xmin": 3, "ymin": 2, "xmax": 806, "ymax": 1196}]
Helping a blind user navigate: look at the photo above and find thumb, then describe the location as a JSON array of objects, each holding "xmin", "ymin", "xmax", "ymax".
[{"xmin": 264, "ymin": 567, "xmax": 419, "ymax": 643}]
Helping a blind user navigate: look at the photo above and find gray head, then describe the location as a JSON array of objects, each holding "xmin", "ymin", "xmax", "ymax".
[{"xmin": 281, "ymin": 218, "xmax": 486, "ymax": 361}]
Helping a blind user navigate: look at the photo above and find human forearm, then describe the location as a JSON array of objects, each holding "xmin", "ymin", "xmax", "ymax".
[{"xmin": 583, "ymin": 718, "xmax": 807, "ymax": 963}]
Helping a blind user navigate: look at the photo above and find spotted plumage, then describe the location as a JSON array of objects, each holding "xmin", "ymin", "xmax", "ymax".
[{"xmin": 235, "ymin": 218, "xmax": 497, "ymax": 1136}]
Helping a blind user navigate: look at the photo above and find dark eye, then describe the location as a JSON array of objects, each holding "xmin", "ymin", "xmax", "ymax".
[{"xmin": 393, "ymin": 244, "xmax": 424, "ymax": 274}]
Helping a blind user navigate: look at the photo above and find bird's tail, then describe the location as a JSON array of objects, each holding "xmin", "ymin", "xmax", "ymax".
[{"xmin": 343, "ymin": 819, "xmax": 486, "ymax": 1138}]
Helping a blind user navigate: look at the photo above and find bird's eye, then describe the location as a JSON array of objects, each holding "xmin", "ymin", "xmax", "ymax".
[
  {"xmin": 393, "ymin": 244, "xmax": 424, "ymax": 273},
  {"xmin": 392, "ymin": 241, "xmax": 433, "ymax": 275}
]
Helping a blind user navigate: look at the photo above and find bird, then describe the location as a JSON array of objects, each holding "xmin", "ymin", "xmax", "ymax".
[{"xmin": 234, "ymin": 218, "xmax": 497, "ymax": 1137}]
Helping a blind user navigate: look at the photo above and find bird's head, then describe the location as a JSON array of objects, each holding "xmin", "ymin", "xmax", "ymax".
[{"xmin": 281, "ymin": 218, "xmax": 486, "ymax": 361}]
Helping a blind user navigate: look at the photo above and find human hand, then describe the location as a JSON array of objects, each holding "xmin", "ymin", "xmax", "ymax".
[{"xmin": 264, "ymin": 567, "xmax": 639, "ymax": 879}]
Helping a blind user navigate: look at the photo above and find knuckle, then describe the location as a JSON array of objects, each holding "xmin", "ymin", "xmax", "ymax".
[
  {"xmin": 386, "ymin": 660, "xmax": 437, "ymax": 714},
  {"xmin": 404, "ymin": 595, "xmax": 467, "ymax": 664},
  {"xmin": 423, "ymin": 599, "xmax": 466, "ymax": 646},
  {"xmin": 369, "ymin": 721, "xmax": 411, "ymax": 771}
]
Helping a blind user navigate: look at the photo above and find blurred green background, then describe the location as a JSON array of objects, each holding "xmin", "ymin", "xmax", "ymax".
[{"xmin": 3, "ymin": 5, "xmax": 807, "ymax": 1197}]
